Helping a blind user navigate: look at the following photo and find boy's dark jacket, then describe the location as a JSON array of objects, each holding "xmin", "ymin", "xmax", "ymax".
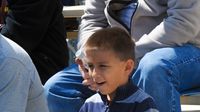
[{"xmin": 0, "ymin": 0, "xmax": 69, "ymax": 83}]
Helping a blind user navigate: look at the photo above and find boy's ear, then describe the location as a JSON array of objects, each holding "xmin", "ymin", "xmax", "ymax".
[{"xmin": 125, "ymin": 59, "xmax": 134, "ymax": 76}]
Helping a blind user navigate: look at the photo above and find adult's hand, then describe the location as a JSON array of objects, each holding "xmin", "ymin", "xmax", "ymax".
[{"xmin": 75, "ymin": 58, "xmax": 97, "ymax": 91}]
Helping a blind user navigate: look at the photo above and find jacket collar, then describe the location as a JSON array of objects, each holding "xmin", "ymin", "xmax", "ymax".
[{"xmin": 100, "ymin": 79, "xmax": 138, "ymax": 105}]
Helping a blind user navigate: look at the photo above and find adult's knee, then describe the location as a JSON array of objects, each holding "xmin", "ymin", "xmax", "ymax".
[
  {"xmin": 44, "ymin": 64, "xmax": 94, "ymax": 99},
  {"xmin": 133, "ymin": 51, "xmax": 173, "ymax": 87},
  {"xmin": 44, "ymin": 64, "xmax": 95, "ymax": 112}
]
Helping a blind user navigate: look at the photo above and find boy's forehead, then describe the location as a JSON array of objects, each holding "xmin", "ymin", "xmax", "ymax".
[
  {"xmin": 84, "ymin": 47, "xmax": 114, "ymax": 55},
  {"xmin": 84, "ymin": 47, "xmax": 119, "ymax": 61},
  {"xmin": 85, "ymin": 48, "xmax": 105, "ymax": 56},
  {"xmin": 84, "ymin": 45, "xmax": 113, "ymax": 51}
]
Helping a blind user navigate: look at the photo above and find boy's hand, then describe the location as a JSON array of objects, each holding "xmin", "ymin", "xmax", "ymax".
[{"xmin": 75, "ymin": 58, "xmax": 97, "ymax": 91}]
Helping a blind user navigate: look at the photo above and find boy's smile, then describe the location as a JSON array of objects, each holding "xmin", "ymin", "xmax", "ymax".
[{"xmin": 83, "ymin": 47, "xmax": 133, "ymax": 100}]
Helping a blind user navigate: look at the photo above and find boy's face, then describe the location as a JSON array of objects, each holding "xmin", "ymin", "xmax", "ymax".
[{"xmin": 83, "ymin": 47, "xmax": 133, "ymax": 98}]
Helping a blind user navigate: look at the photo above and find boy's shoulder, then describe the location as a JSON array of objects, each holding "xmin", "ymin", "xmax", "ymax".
[
  {"xmin": 84, "ymin": 85, "xmax": 155, "ymax": 105},
  {"xmin": 130, "ymin": 87, "xmax": 154, "ymax": 102},
  {"xmin": 116, "ymin": 84, "xmax": 154, "ymax": 104},
  {"xmin": 114, "ymin": 85, "xmax": 158, "ymax": 112}
]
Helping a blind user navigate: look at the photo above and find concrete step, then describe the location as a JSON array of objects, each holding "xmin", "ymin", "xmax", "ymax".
[
  {"xmin": 181, "ymin": 105, "xmax": 200, "ymax": 112},
  {"xmin": 181, "ymin": 95, "xmax": 200, "ymax": 105},
  {"xmin": 181, "ymin": 95, "xmax": 200, "ymax": 112}
]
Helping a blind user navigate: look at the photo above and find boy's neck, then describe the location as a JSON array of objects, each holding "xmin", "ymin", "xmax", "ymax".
[
  {"xmin": 106, "ymin": 91, "xmax": 116, "ymax": 102},
  {"xmin": 105, "ymin": 80, "xmax": 131, "ymax": 102},
  {"xmin": 106, "ymin": 81, "xmax": 129, "ymax": 102}
]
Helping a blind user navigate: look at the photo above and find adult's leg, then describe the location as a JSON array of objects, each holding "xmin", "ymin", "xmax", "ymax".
[
  {"xmin": 132, "ymin": 44, "xmax": 200, "ymax": 112},
  {"xmin": 44, "ymin": 64, "xmax": 95, "ymax": 112}
]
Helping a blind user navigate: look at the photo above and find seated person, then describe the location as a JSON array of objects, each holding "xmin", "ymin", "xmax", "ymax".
[
  {"xmin": 1, "ymin": 0, "xmax": 69, "ymax": 84},
  {"xmin": 44, "ymin": 0, "xmax": 200, "ymax": 111},
  {"xmin": 79, "ymin": 27, "xmax": 158, "ymax": 112},
  {"xmin": 0, "ymin": 34, "xmax": 48, "ymax": 112}
]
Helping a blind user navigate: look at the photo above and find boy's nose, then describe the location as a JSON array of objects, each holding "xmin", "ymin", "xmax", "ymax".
[{"xmin": 91, "ymin": 69, "xmax": 100, "ymax": 81}]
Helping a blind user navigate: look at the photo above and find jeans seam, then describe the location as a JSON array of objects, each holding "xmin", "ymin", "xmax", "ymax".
[
  {"xmin": 175, "ymin": 55, "xmax": 200, "ymax": 67},
  {"xmin": 164, "ymin": 61, "xmax": 180, "ymax": 112},
  {"xmin": 168, "ymin": 71, "xmax": 177, "ymax": 112}
]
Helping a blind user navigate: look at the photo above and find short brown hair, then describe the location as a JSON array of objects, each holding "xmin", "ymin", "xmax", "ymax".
[{"xmin": 84, "ymin": 27, "xmax": 135, "ymax": 61}]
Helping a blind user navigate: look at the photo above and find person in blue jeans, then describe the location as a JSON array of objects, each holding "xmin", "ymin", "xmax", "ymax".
[{"xmin": 44, "ymin": 0, "xmax": 200, "ymax": 112}]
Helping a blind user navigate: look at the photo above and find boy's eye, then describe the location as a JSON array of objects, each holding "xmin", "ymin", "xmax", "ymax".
[
  {"xmin": 85, "ymin": 64, "xmax": 109, "ymax": 70},
  {"xmin": 88, "ymin": 64, "xmax": 94, "ymax": 69},
  {"xmin": 99, "ymin": 65, "xmax": 108, "ymax": 68}
]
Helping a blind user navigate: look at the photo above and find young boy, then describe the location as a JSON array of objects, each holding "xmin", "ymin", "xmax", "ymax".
[{"xmin": 79, "ymin": 27, "xmax": 158, "ymax": 112}]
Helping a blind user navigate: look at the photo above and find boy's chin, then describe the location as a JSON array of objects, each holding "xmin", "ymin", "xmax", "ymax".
[
  {"xmin": 99, "ymin": 90, "xmax": 116, "ymax": 97},
  {"xmin": 98, "ymin": 90, "xmax": 110, "ymax": 95}
]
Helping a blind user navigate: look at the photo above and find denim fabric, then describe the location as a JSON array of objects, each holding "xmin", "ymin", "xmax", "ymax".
[
  {"xmin": 132, "ymin": 44, "xmax": 200, "ymax": 112},
  {"xmin": 44, "ymin": 44, "xmax": 200, "ymax": 112},
  {"xmin": 44, "ymin": 64, "xmax": 95, "ymax": 112}
]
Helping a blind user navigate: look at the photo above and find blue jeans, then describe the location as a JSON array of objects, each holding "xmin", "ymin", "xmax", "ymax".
[
  {"xmin": 44, "ymin": 44, "xmax": 200, "ymax": 112},
  {"xmin": 44, "ymin": 64, "xmax": 95, "ymax": 112}
]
